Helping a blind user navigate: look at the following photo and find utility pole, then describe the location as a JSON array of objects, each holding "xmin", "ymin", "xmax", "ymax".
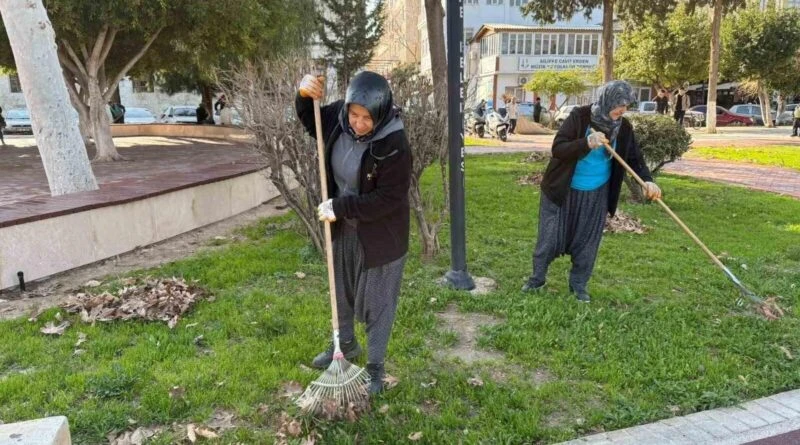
[{"xmin": 444, "ymin": 0, "xmax": 475, "ymax": 290}]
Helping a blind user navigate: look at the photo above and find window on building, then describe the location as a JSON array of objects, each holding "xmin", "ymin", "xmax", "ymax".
[
  {"xmin": 591, "ymin": 34, "xmax": 600, "ymax": 55},
  {"xmin": 534, "ymin": 34, "xmax": 541, "ymax": 55},
  {"xmin": 480, "ymin": 38, "xmax": 487, "ymax": 57},
  {"xmin": 465, "ymin": 0, "xmax": 478, "ymax": 4},
  {"xmin": 549, "ymin": 33, "xmax": 558, "ymax": 54},
  {"xmin": 557, "ymin": 34, "xmax": 565, "ymax": 54},
  {"xmin": 9, "ymin": 74, "xmax": 21, "ymax": 93},
  {"xmin": 486, "ymin": 0, "xmax": 502, "ymax": 4},
  {"xmin": 510, "ymin": 0, "xmax": 528, "ymax": 6},
  {"xmin": 502, "ymin": 33, "xmax": 509, "ymax": 54},
  {"xmin": 132, "ymin": 76, "xmax": 155, "ymax": 93},
  {"xmin": 465, "ymin": 27, "xmax": 474, "ymax": 43},
  {"xmin": 524, "ymin": 33, "xmax": 532, "ymax": 55}
]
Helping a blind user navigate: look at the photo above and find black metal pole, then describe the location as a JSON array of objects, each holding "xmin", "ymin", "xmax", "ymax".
[{"xmin": 444, "ymin": 0, "xmax": 475, "ymax": 290}]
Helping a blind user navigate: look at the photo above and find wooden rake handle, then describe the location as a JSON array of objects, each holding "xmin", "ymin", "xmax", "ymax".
[
  {"xmin": 312, "ymin": 99, "xmax": 340, "ymax": 333},
  {"xmin": 591, "ymin": 130, "xmax": 756, "ymax": 299}
]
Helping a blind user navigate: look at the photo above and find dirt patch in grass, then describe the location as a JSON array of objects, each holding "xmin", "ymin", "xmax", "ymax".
[
  {"xmin": 434, "ymin": 304, "xmax": 504, "ymax": 363},
  {"xmin": 0, "ymin": 198, "xmax": 289, "ymax": 321}
]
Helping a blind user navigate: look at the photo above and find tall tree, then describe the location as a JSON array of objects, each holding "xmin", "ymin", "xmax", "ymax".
[
  {"xmin": 144, "ymin": 0, "xmax": 312, "ymax": 117},
  {"xmin": 524, "ymin": 69, "xmax": 590, "ymax": 126},
  {"xmin": 721, "ymin": 5, "xmax": 800, "ymax": 127},
  {"xmin": 615, "ymin": 4, "xmax": 710, "ymax": 90},
  {"xmin": 317, "ymin": 0, "xmax": 385, "ymax": 90},
  {"xmin": 521, "ymin": 0, "xmax": 677, "ymax": 83},
  {"xmin": 424, "ymin": 0, "xmax": 447, "ymax": 109},
  {"xmin": 0, "ymin": 0, "xmax": 97, "ymax": 195},
  {"xmin": 687, "ymin": 0, "xmax": 746, "ymax": 133}
]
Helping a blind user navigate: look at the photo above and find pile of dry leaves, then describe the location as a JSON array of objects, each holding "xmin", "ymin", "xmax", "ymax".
[
  {"xmin": 517, "ymin": 172, "xmax": 544, "ymax": 186},
  {"xmin": 61, "ymin": 277, "xmax": 210, "ymax": 329},
  {"xmin": 604, "ymin": 211, "xmax": 648, "ymax": 234},
  {"xmin": 521, "ymin": 151, "xmax": 551, "ymax": 163}
]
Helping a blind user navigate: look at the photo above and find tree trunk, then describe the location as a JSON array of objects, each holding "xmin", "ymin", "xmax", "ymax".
[
  {"xmin": 88, "ymin": 75, "xmax": 123, "ymax": 161},
  {"xmin": 201, "ymin": 83, "xmax": 214, "ymax": 123},
  {"xmin": 425, "ymin": 0, "xmax": 447, "ymax": 109},
  {"xmin": 601, "ymin": 0, "xmax": 615, "ymax": 83},
  {"xmin": 758, "ymin": 86, "xmax": 774, "ymax": 127},
  {"xmin": 0, "ymin": 0, "xmax": 98, "ymax": 196},
  {"xmin": 706, "ymin": 0, "xmax": 723, "ymax": 134}
]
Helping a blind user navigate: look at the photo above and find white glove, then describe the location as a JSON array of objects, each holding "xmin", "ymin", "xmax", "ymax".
[
  {"xmin": 299, "ymin": 74, "xmax": 324, "ymax": 100},
  {"xmin": 643, "ymin": 181, "xmax": 662, "ymax": 200},
  {"xmin": 587, "ymin": 131, "xmax": 609, "ymax": 149},
  {"xmin": 317, "ymin": 199, "xmax": 336, "ymax": 222}
]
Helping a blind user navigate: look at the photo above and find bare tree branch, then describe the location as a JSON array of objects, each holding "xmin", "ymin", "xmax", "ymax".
[
  {"xmin": 88, "ymin": 25, "xmax": 110, "ymax": 72},
  {"xmin": 98, "ymin": 27, "xmax": 118, "ymax": 68},
  {"xmin": 61, "ymin": 40, "xmax": 88, "ymax": 79},
  {"xmin": 104, "ymin": 26, "xmax": 164, "ymax": 102}
]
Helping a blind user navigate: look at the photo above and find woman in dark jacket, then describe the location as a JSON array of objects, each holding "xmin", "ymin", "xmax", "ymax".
[
  {"xmin": 522, "ymin": 81, "xmax": 662, "ymax": 302},
  {"xmin": 296, "ymin": 71, "xmax": 412, "ymax": 394}
]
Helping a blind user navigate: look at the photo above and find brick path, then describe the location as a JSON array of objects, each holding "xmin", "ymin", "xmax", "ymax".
[
  {"xmin": 557, "ymin": 389, "xmax": 800, "ymax": 445},
  {"xmin": 0, "ymin": 136, "xmax": 261, "ymax": 227}
]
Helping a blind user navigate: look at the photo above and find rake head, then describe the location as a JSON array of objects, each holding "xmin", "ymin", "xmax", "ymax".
[{"xmin": 296, "ymin": 356, "xmax": 370, "ymax": 419}]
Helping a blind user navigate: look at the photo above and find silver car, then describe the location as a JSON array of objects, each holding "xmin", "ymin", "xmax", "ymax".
[
  {"xmin": 123, "ymin": 107, "xmax": 157, "ymax": 124},
  {"xmin": 158, "ymin": 105, "xmax": 197, "ymax": 124},
  {"xmin": 728, "ymin": 104, "xmax": 776, "ymax": 126},
  {"xmin": 554, "ymin": 105, "xmax": 578, "ymax": 126},
  {"xmin": 3, "ymin": 108, "xmax": 32, "ymax": 134}
]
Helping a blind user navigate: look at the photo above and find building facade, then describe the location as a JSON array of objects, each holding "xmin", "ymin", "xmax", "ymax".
[{"xmin": 367, "ymin": 0, "xmax": 422, "ymax": 76}]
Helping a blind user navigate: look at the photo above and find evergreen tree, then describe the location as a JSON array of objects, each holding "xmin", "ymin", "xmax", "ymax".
[{"xmin": 317, "ymin": 0, "xmax": 385, "ymax": 91}]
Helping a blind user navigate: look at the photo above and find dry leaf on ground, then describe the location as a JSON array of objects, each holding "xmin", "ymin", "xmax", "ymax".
[
  {"xmin": 280, "ymin": 381, "xmax": 304, "ymax": 398},
  {"xmin": 467, "ymin": 376, "xmax": 484, "ymax": 387},
  {"xmin": 169, "ymin": 386, "xmax": 186, "ymax": 399},
  {"xmin": 40, "ymin": 321, "xmax": 70, "ymax": 336},
  {"xmin": 383, "ymin": 374, "xmax": 400, "ymax": 389},
  {"xmin": 295, "ymin": 271, "xmax": 306, "ymax": 279},
  {"xmin": 408, "ymin": 431, "xmax": 423, "ymax": 441},
  {"xmin": 207, "ymin": 410, "xmax": 236, "ymax": 431}
]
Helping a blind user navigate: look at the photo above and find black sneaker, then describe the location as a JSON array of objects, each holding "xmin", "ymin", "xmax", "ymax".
[
  {"xmin": 366, "ymin": 363, "xmax": 385, "ymax": 395},
  {"xmin": 310, "ymin": 339, "xmax": 362, "ymax": 369},
  {"xmin": 522, "ymin": 279, "xmax": 546, "ymax": 293},
  {"xmin": 569, "ymin": 285, "xmax": 591, "ymax": 303}
]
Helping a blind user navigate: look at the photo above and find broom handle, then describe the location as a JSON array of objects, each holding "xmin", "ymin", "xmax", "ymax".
[
  {"xmin": 593, "ymin": 132, "xmax": 743, "ymax": 285},
  {"xmin": 313, "ymin": 99, "xmax": 341, "ymax": 336}
]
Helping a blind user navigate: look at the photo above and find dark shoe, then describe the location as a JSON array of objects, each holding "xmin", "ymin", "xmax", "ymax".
[
  {"xmin": 522, "ymin": 278, "xmax": 546, "ymax": 293},
  {"xmin": 310, "ymin": 338, "xmax": 362, "ymax": 369},
  {"xmin": 366, "ymin": 363, "xmax": 385, "ymax": 395},
  {"xmin": 569, "ymin": 285, "xmax": 591, "ymax": 303}
]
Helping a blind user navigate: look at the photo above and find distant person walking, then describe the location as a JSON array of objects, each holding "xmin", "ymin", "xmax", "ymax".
[
  {"xmin": 653, "ymin": 89, "xmax": 670, "ymax": 115},
  {"xmin": 196, "ymin": 103, "xmax": 209, "ymax": 125},
  {"xmin": 792, "ymin": 105, "xmax": 800, "ymax": 137},
  {"xmin": 533, "ymin": 97, "xmax": 543, "ymax": 123},
  {"xmin": 109, "ymin": 102, "xmax": 126, "ymax": 124},
  {"xmin": 507, "ymin": 98, "xmax": 519, "ymax": 134},
  {"xmin": 671, "ymin": 85, "xmax": 690, "ymax": 125},
  {"xmin": 0, "ymin": 106, "xmax": 6, "ymax": 146}
]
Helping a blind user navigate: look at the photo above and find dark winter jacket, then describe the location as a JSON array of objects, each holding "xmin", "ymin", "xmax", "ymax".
[
  {"xmin": 295, "ymin": 94, "xmax": 412, "ymax": 269},
  {"xmin": 540, "ymin": 105, "xmax": 653, "ymax": 216}
]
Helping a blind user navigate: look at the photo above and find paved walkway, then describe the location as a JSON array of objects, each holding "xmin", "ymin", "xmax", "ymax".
[{"xmin": 557, "ymin": 389, "xmax": 800, "ymax": 445}]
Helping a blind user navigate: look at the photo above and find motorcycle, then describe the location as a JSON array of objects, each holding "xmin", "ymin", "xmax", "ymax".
[
  {"xmin": 465, "ymin": 109, "xmax": 486, "ymax": 138},
  {"xmin": 486, "ymin": 108, "xmax": 510, "ymax": 142}
]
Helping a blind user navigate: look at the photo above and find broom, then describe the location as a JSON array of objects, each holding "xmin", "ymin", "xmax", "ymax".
[
  {"xmin": 591, "ymin": 130, "xmax": 783, "ymax": 319},
  {"xmin": 296, "ymin": 97, "xmax": 370, "ymax": 417}
]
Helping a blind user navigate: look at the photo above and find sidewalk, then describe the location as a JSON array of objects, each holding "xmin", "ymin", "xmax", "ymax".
[{"xmin": 557, "ymin": 389, "xmax": 800, "ymax": 445}]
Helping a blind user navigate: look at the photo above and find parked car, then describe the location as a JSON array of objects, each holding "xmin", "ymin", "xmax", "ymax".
[
  {"xmin": 3, "ymin": 108, "xmax": 32, "ymax": 134},
  {"xmin": 213, "ymin": 108, "xmax": 243, "ymax": 126},
  {"xmin": 636, "ymin": 101, "xmax": 658, "ymax": 114},
  {"xmin": 728, "ymin": 104, "xmax": 776, "ymax": 126},
  {"xmin": 777, "ymin": 103, "xmax": 797, "ymax": 126},
  {"xmin": 687, "ymin": 105, "xmax": 753, "ymax": 126},
  {"xmin": 122, "ymin": 107, "xmax": 156, "ymax": 124},
  {"xmin": 554, "ymin": 104, "xmax": 578, "ymax": 126},
  {"xmin": 158, "ymin": 105, "xmax": 197, "ymax": 124}
]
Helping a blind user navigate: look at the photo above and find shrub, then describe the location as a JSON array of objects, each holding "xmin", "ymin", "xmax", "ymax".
[{"xmin": 627, "ymin": 114, "xmax": 692, "ymax": 175}]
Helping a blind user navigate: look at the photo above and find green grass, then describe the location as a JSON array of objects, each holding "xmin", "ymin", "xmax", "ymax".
[
  {"xmin": 1, "ymin": 154, "xmax": 800, "ymax": 444},
  {"xmin": 689, "ymin": 145, "xmax": 800, "ymax": 171},
  {"xmin": 465, "ymin": 135, "xmax": 503, "ymax": 147}
]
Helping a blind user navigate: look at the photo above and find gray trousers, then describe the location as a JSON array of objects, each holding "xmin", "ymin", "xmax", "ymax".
[
  {"xmin": 334, "ymin": 221, "xmax": 406, "ymax": 364},
  {"xmin": 531, "ymin": 184, "xmax": 608, "ymax": 294}
]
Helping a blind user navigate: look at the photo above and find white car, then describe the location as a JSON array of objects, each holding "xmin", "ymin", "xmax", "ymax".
[
  {"xmin": 554, "ymin": 105, "xmax": 578, "ymax": 126},
  {"xmin": 158, "ymin": 105, "xmax": 197, "ymax": 124},
  {"xmin": 213, "ymin": 108, "xmax": 243, "ymax": 126},
  {"xmin": 3, "ymin": 108, "xmax": 32, "ymax": 134},
  {"xmin": 123, "ymin": 107, "xmax": 156, "ymax": 124}
]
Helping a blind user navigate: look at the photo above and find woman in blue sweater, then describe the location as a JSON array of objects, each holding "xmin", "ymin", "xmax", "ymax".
[{"xmin": 522, "ymin": 81, "xmax": 662, "ymax": 302}]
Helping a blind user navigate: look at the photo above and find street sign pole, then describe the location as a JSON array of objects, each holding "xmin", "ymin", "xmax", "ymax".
[{"xmin": 444, "ymin": 0, "xmax": 475, "ymax": 290}]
